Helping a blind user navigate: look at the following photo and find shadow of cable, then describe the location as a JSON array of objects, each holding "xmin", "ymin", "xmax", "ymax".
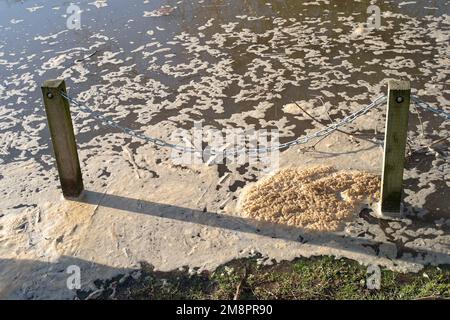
[
  {"xmin": 79, "ymin": 190, "xmax": 450, "ymax": 266},
  {"xmin": 2, "ymin": 190, "xmax": 448, "ymax": 299}
]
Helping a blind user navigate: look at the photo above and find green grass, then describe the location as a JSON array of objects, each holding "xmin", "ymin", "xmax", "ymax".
[{"xmin": 78, "ymin": 256, "xmax": 450, "ymax": 300}]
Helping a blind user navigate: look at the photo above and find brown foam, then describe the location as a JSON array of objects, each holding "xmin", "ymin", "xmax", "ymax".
[{"xmin": 239, "ymin": 166, "xmax": 380, "ymax": 232}]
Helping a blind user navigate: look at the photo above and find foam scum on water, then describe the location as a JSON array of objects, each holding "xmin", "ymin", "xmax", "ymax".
[{"xmin": 239, "ymin": 166, "xmax": 381, "ymax": 232}]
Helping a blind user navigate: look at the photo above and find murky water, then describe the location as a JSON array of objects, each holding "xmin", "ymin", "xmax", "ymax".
[{"xmin": 0, "ymin": 0, "xmax": 449, "ymax": 218}]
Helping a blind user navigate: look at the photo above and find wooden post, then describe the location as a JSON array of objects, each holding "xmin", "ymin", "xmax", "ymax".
[
  {"xmin": 41, "ymin": 79, "xmax": 83, "ymax": 198},
  {"xmin": 380, "ymin": 80, "xmax": 411, "ymax": 215}
]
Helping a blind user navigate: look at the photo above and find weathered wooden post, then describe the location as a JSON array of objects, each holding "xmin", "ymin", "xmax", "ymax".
[
  {"xmin": 380, "ymin": 80, "xmax": 411, "ymax": 216},
  {"xmin": 41, "ymin": 79, "xmax": 84, "ymax": 198}
]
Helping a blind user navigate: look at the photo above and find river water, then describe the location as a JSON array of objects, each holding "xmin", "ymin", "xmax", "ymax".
[{"xmin": 0, "ymin": 0, "xmax": 449, "ymax": 218}]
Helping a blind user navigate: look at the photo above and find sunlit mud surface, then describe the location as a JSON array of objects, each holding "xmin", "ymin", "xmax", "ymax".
[{"xmin": 0, "ymin": 0, "xmax": 449, "ymax": 299}]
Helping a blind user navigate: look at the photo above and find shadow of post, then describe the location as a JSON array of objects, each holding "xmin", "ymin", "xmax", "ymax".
[
  {"xmin": 80, "ymin": 190, "xmax": 450, "ymax": 266},
  {"xmin": 2, "ymin": 189, "xmax": 448, "ymax": 299}
]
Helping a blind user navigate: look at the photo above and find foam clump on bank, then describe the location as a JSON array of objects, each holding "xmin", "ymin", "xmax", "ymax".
[{"xmin": 239, "ymin": 166, "xmax": 380, "ymax": 232}]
